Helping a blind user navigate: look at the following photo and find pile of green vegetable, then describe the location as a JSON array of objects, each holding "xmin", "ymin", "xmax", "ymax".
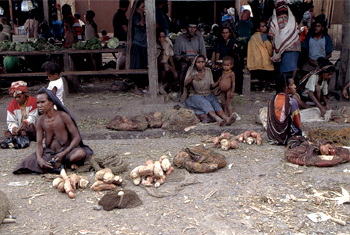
[
  {"xmin": 0, "ymin": 38, "xmax": 62, "ymax": 52},
  {"xmin": 72, "ymin": 37, "xmax": 103, "ymax": 50}
]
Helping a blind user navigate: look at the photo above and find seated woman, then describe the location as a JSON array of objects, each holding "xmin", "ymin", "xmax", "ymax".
[
  {"xmin": 156, "ymin": 28, "xmax": 178, "ymax": 95},
  {"xmin": 182, "ymin": 55, "xmax": 236, "ymax": 126},
  {"xmin": 6, "ymin": 81, "xmax": 38, "ymax": 140},
  {"xmin": 267, "ymin": 74, "xmax": 302, "ymax": 145}
]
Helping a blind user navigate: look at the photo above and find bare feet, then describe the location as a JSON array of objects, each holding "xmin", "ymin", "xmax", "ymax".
[
  {"xmin": 225, "ymin": 113, "xmax": 237, "ymax": 126},
  {"xmin": 71, "ymin": 164, "xmax": 78, "ymax": 170},
  {"xmin": 217, "ymin": 118, "xmax": 225, "ymax": 126}
]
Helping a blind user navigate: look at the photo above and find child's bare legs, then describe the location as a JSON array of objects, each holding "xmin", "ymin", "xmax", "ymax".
[
  {"xmin": 221, "ymin": 92, "xmax": 228, "ymax": 115},
  {"xmin": 208, "ymin": 110, "xmax": 225, "ymax": 126},
  {"xmin": 159, "ymin": 63, "xmax": 168, "ymax": 95},
  {"xmin": 216, "ymin": 110, "xmax": 237, "ymax": 125},
  {"xmin": 226, "ymin": 92, "xmax": 233, "ymax": 115}
]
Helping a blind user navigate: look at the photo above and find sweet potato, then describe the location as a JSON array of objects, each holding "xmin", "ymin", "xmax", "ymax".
[
  {"xmin": 52, "ymin": 177, "xmax": 63, "ymax": 188},
  {"xmin": 141, "ymin": 176, "xmax": 153, "ymax": 187},
  {"xmin": 166, "ymin": 166, "xmax": 174, "ymax": 175},
  {"xmin": 230, "ymin": 140, "xmax": 239, "ymax": 149},
  {"xmin": 95, "ymin": 168, "xmax": 112, "ymax": 181},
  {"xmin": 243, "ymin": 130, "xmax": 253, "ymax": 141},
  {"xmin": 90, "ymin": 181, "xmax": 116, "ymax": 191},
  {"xmin": 220, "ymin": 139, "xmax": 230, "ymax": 150},
  {"xmin": 154, "ymin": 175, "xmax": 166, "ymax": 188},
  {"xmin": 60, "ymin": 169, "xmax": 75, "ymax": 199},
  {"xmin": 246, "ymin": 137, "xmax": 255, "ymax": 145},
  {"xmin": 250, "ymin": 131, "xmax": 259, "ymax": 138},
  {"xmin": 139, "ymin": 161, "xmax": 154, "ymax": 176},
  {"xmin": 153, "ymin": 161, "xmax": 164, "ymax": 178},
  {"xmin": 57, "ymin": 181, "xmax": 65, "ymax": 193},
  {"xmin": 219, "ymin": 132, "xmax": 233, "ymax": 140},
  {"xmin": 69, "ymin": 174, "xmax": 80, "ymax": 190},
  {"xmin": 130, "ymin": 166, "xmax": 143, "ymax": 179},
  {"xmin": 160, "ymin": 155, "xmax": 171, "ymax": 172},
  {"xmin": 103, "ymin": 172, "xmax": 115, "ymax": 184},
  {"xmin": 256, "ymin": 133, "xmax": 262, "ymax": 145}
]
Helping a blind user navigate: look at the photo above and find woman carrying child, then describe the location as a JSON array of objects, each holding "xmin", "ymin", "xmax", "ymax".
[{"xmin": 182, "ymin": 55, "xmax": 236, "ymax": 126}]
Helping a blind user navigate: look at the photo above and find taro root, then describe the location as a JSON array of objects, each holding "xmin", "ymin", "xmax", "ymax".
[
  {"xmin": 166, "ymin": 166, "xmax": 174, "ymax": 175},
  {"xmin": 246, "ymin": 137, "xmax": 255, "ymax": 145},
  {"xmin": 155, "ymin": 175, "xmax": 166, "ymax": 188},
  {"xmin": 153, "ymin": 161, "xmax": 164, "ymax": 178},
  {"xmin": 219, "ymin": 132, "xmax": 233, "ymax": 140},
  {"xmin": 132, "ymin": 176, "xmax": 141, "ymax": 185},
  {"xmin": 139, "ymin": 160, "xmax": 154, "ymax": 176},
  {"xmin": 103, "ymin": 172, "xmax": 115, "ymax": 184},
  {"xmin": 153, "ymin": 111, "xmax": 163, "ymax": 120},
  {"xmin": 220, "ymin": 139, "xmax": 230, "ymax": 151},
  {"xmin": 69, "ymin": 174, "xmax": 80, "ymax": 190},
  {"xmin": 113, "ymin": 176, "xmax": 123, "ymax": 186},
  {"xmin": 212, "ymin": 137, "xmax": 220, "ymax": 147},
  {"xmin": 243, "ymin": 130, "xmax": 253, "ymax": 141},
  {"xmin": 60, "ymin": 169, "xmax": 75, "ymax": 199},
  {"xmin": 141, "ymin": 176, "xmax": 153, "ymax": 187},
  {"xmin": 236, "ymin": 134, "xmax": 244, "ymax": 143},
  {"xmin": 78, "ymin": 177, "xmax": 89, "ymax": 189},
  {"xmin": 57, "ymin": 181, "xmax": 65, "ymax": 193},
  {"xmin": 130, "ymin": 166, "xmax": 143, "ymax": 179},
  {"xmin": 201, "ymin": 135, "xmax": 213, "ymax": 143},
  {"xmin": 250, "ymin": 131, "xmax": 259, "ymax": 138},
  {"xmin": 230, "ymin": 140, "xmax": 239, "ymax": 149}
]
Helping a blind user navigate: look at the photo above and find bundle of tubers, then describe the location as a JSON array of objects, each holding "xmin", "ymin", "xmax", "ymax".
[
  {"xmin": 205, "ymin": 132, "xmax": 239, "ymax": 151},
  {"xmin": 52, "ymin": 169, "xmax": 90, "ymax": 199},
  {"xmin": 129, "ymin": 156, "xmax": 174, "ymax": 188},
  {"xmin": 91, "ymin": 168, "xmax": 124, "ymax": 191},
  {"xmin": 235, "ymin": 130, "xmax": 262, "ymax": 145}
]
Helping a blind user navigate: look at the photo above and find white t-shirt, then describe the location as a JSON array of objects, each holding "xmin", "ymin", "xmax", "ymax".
[
  {"xmin": 48, "ymin": 77, "xmax": 64, "ymax": 104},
  {"xmin": 301, "ymin": 74, "xmax": 328, "ymax": 98}
]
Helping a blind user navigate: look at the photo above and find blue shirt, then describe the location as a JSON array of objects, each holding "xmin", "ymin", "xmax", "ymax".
[
  {"xmin": 132, "ymin": 14, "xmax": 147, "ymax": 47},
  {"xmin": 302, "ymin": 34, "xmax": 333, "ymax": 60},
  {"xmin": 51, "ymin": 20, "xmax": 62, "ymax": 38}
]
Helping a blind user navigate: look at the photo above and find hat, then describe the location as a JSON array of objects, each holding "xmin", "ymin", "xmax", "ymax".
[{"xmin": 9, "ymin": 81, "xmax": 27, "ymax": 97}]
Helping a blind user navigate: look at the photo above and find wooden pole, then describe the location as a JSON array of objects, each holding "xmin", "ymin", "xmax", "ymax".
[
  {"xmin": 144, "ymin": 0, "xmax": 158, "ymax": 98},
  {"xmin": 8, "ymin": 0, "xmax": 14, "ymax": 34},
  {"xmin": 125, "ymin": 0, "xmax": 138, "ymax": 70},
  {"xmin": 43, "ymin": 0, "xmax": 49, "ymax": 22}
]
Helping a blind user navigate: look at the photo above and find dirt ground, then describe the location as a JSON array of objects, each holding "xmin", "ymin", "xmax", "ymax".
[{"xmin": 0, "ymin": 78, "xmax": 350, "ymax": 235}]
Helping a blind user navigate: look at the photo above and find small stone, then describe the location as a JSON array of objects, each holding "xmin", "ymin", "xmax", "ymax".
[
  {"xmin": 244, "ymin": 209, "xmax": 250, "ymax": 214},
  {"xmin": 11, "ymin": 215, "xmax": 17, "ymax": 219},
  {"xmin": 93, "ymin": 205, "xmax": 102, "ymax": 211}
]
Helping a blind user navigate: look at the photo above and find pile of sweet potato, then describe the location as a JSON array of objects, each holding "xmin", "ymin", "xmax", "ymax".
[
  {"xmin": 52, "ymin": 169, "xmax": 89, "ymax": 199},
  {"xmin": 90, "ymin": 168, "xmax": 123, "ymax": 191},
  {"xmin": 202, "ymin": 132, "xmax": 239, "ymax": 151},
  {"xmin": 130, "ymin": 156, "xmax": 174, "ymax": 188},
  {"xmin": 235, "ymin": 130, "xmax": 262, "ymax": 145}
]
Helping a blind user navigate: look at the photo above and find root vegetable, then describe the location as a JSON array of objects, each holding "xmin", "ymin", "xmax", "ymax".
[
  {"xmin": 78, "ymin": 177, "xmax": 89, "ymax": 189},
  {"xmin": 250, "ymin": 131, "xmax": 259, "ymax": 138},
  {"xmin": 91, "ymin": 181, "xmax": 116, "ymax": 191},
  {"xmin": 230, "ymin": 140, "xmax": 239, "ymax": 149},
  {"xmin": 130, "ymin": 166, "xmax": 143, "ymax": 179},
  {"xmin": 236, "ymin": 134, "xmax": 244, "ymax": 143},
  {"xmin": 201, "ymin": 135, "xmax": 213, "ymax": 143},
  {"xmin": 95, "ymin": 168, "xmax": 112, "ymax": 181},
  {"xmin": 139, "ymin": 161, "xmax": 154, "ymax": 176},
  {"xmin": 153, "ymin": 161, "xmax": 164, "ymax": 178},
  {"xmin": 246, "ymin": 137, "xmax": 255, "ymax": 145},
  {"xmin": 153, "ymin": 111, "xmax": 163, "ymax": 120},
  {"xmin": 57, "ymin": 181, "xmax": 65, "ymax": 193},
  {"xmin": 160, "ymin": 155, "xmax": 171, "ymax": 172},
  {"xmin": 212, "ymin": 137, "xmax": 220, "ymax": 147},
  {"xmin": 60, "ymin": 169, "xmax": 75, "ymax": 199},
  {"xmin": 154, "ymin": 175, "xmax": 166, "ymax": 188},
  {"xmin": 256, "ymin": 133, "xmax": 262, "ymax": 145},
  {"xmin": 166, "ymin": 166, "xmax": 174, "ymax": 175},
  {"xmin": 243, "ymin": 130, "xmax": 253, "ymax": 141},
  {"xmin": 220, "ymin": 139, "xmax": 230, "ymax": 150},
  {"xmin": 103, "ymin": 172, "xmax": 115, "ymax": 184},
  {"xmin": 141, "ymin": 176, "xmax": 153, "ymax": 187},
  {"xmin": 133, "ymin": 176, "xmax": 141, "ymax": 185},
  {"xmin": 219, "ymin": 132, "xmax": 233, "ymax": 140},
  {"xmin": 113, "ymin": 176, "xmax": 123, "ymax": 185},
  {"xmin": 69, "ymin": 174, "xmax": 80, "ymax": 190},
  {"xmin": 53, "ymin": 177, "xmax": 63, "ymax": 188}
]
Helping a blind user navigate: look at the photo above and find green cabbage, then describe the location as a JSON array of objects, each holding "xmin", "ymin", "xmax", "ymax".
[{"xmin": 107, "ymin": 37, "xmax": 119, "ymax": 49}]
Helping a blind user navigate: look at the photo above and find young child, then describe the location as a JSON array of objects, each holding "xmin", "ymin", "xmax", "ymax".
[
  {"xmin": 100, "ymin": 29, "xmax": 110, "ymax": 48},
  {"xmin": 212, "ymin": 56, "xmax": 235, "ymax": 115},
  {"xmin": 85, "ymin": 10, "xmax": 98, "ymax": 40},
  {"xmin": 46, "ymin": 62, "xmax": 64, "ymax": 105}
]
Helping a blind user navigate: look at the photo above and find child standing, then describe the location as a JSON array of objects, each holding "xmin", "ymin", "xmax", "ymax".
[
  {"xmin": 85, "ymin": 10, "xmax": 98, "ymax": 40},
  {"xmin": 45, "ymin": 62, "xmax": 64, "ymax": 105},
  {"xmin": 212, "ymin": 56, "xmax": 235, "ymax": 115}
]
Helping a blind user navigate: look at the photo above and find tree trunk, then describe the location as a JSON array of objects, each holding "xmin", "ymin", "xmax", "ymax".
[{"xmin": 340, "ymin": 0, "xmax": 350, "ymax": 86}]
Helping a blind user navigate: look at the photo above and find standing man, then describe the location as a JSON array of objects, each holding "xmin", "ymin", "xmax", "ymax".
[
  {"xmin": 174, "ymin": 17, "xmax": 206, "ymax": 100},
  {"xmin": 156, "ymin": 0, "xmax": 169, "ymax": 36},
  {"xmin": 113, "ymin": 0, "xmax": 130, "ymax": 41}
]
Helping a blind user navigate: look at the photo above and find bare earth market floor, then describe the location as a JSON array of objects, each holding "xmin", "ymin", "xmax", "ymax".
[{"xmin": 0, "ymin": 78, "xmax": 349, "ymax": 235}]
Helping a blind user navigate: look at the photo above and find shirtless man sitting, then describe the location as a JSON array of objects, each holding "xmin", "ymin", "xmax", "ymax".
[{"xmin": 13, "ymin": 88, "xmax": 93, "ymax": 174}]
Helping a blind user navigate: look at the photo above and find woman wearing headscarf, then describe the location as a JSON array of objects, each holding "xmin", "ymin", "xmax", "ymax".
[
  {"xmin": 268, "ymin": 0, "xmax": 300, "ymax": 77},
  {"xmin": 6, "ymin": 81, "xmax": 38, "ymax": 140}
]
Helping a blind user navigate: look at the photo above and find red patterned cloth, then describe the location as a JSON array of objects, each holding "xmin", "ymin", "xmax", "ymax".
[{"xmin": 9, "ymin": 81, "xmax": 27, "ymax": 97}]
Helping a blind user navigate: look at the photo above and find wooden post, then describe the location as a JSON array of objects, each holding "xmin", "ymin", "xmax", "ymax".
[
  {"xmin": 145, "ymin": 0, "xmax": 158, "ymax": 98},
  {"xmin": 213, "ymin": 1, "xmax": 216, "ymax": 24},
  {"xmin": 8, "ymin": 0, "xmax": 14, "ymax": 34},
  {"xmin": 43, "ymin": 0, "xmax": 49, "ymax": 22}
]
